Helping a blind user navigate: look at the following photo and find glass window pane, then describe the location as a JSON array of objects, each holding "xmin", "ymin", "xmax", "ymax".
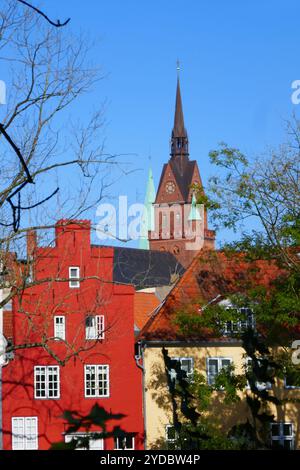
[
  {"xmin": 271, "ymin": 424, "xmax": 280, "ymax": 437},
  {"xmin": 221, "ymin": 359, "xmax": 231, "ymax": 369},
  {"xmin": 283, "ymin": 424, "xmax": 292, "ymax": 437},
  {"xmin": 208, "ymin": 359, "xmax": 218, "ymax": 374},
  {"xmin": 167, "ymin": 426, "xmax": 176, "ymax": 440},
  {"xmin": 284, "ymin": 439, "xmax": 293, "ymax": 450}
]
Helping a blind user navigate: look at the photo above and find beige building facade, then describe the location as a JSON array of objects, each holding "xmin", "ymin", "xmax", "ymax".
[{"xmin": 141, "ymin": 342, "xmax": 300, "ymax": 450}]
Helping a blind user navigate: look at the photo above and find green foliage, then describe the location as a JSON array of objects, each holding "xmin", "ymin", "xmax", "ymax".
[
  {"xmin": 162, "ymin": 348, "xmax": 252, "ymax": 450},
  {"xmin": 213, "ymin": 365, "xmax": 246, "ymax": 404},
  {"xmin": 189, "ymin": 371, "xmax": 213, "ymax": 411},
  {"xmin": 167, "ymin": 125, "xmax": 300, "ymax": 450}
]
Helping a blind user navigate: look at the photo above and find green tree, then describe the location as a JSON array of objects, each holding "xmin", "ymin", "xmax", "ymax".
[{"xmin": 172, "ymin": 123, "xmax": 300, "ymax": 449}]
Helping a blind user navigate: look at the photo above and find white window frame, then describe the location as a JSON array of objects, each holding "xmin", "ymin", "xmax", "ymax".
[
  {"xmin": 85, "ymin": 315, "xmax": 105, "ymax": 340},
  {"xmin": 34, "ymin": 365, "xmax": 60, "ymax": 399},
  {"xmin": 69, "ymin": 267, "xmax": 80, "ymax": 288},
  {"xmin": 169, "ymin": 357, "xmax": 194, "ymax": 381},
  {"xmin": 114, "ymin": 434, "xmax": 135, "ymax": 450},
  {"xmin": 271, "ymin": 422, "xmax": 294, "ymax": 450},
  {"xmin": 84, "ymin": 365, "xmax": 110, "ymax": 398},
  {"xmin": 12, "ymin": 417, "xmax": 38, "ymax": 450},
  {"xmin": 284, "ymin": 370, "xmax": 300, "ymax": 389},
  {"xmin": 245, "ymin": 357, "xmax": 271, "ymax": 391},
  {"xmin": 64, "ymin": 433, "xmax": 104, "ymax": 450},
  {"xmin": 223, "ymin": 307, "xmax": 255, "ymax": 336},
  {"xmin": 54, "ymin": 316, "xmax": 65, "ymax": 341},
  {"xmin": 206, "ymin": 357, "xmax": 232, "ymax": 386},
  {"xmin": 165, "ymin": 425, "xmax": 177, "ymax": 450}
]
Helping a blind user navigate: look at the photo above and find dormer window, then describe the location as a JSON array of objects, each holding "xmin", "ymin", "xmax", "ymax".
[
  {"xmin": 223, "ymin": 307, "xmax": 255, "ymax": 336},
  {"xmin": 69, "ymin": 267, "xmax": 80, "ymax": 288}
]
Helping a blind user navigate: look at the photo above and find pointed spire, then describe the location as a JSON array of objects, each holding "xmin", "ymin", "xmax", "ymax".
[
  {"xmin": 188, "ymin": 193, "xmax": 202, "ymax": 221},
  {"xmin": 139, "ymin": 168, "xmax": 156, "ymax": 250},
  {"xmin": 170, "ymin": 63, "xmax": 189, "ymax": 161},
  {"xmin": 173, "ymin": 77, "xmax": 186, "ymax": 138}
]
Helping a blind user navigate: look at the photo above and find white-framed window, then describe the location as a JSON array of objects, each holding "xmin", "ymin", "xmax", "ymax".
[
  {"xmin": 284, "ymin": 369, "xmax": 300, "ymax": 389},
  {"xmin": 69, "ymin": 267, "xmax": 80, "ymax": 288},
  {"xmin": 206, "ymin": 357, "xmax": 232, "ymax": 386},
  {"xmin": 165, "ymin": 425, "xmax": 177, "ymax": 450},
  {"xmin": 85, "ymin": 315, "xmax": 105, "ymax": 340},
  {"xmin": 245, "ymin": 357, "xmax": 271, "ymax": 391},
  {"xmin": 64, "ymin": 433, "xmax": 104, "ymax": 450},
  {"xmin": 12, "ymin": 417, "xmax": 38, "ymax": 450},
  {"xmin": 34, "ymin": 365, "xmax": 60, "ymax": 399},
  {"xmin": 169, "ymin": 357, "xmax": 194, "ymax": 382},
  {"xmin": 223, "ymin": 307, "xmax": 255, "ymax": 335},
  {"xmin": 54, "ymin": 316, "xmax": 65, "ymax": 340},
  {"xmin": 84, "ymin": 365, "xmax": 109, "ymax": 398},
  {"xmin": 271, "ymin": 423, "xmax": 294, "ymax": 450},
  {"xmin": 114, "ymin": 434, "xmax": 135, "ymax": 450}
]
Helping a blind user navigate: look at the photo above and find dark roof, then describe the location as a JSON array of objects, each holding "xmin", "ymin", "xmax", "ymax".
[
  {"xmin": 170, "ymin": 158, "xmax": 197, "ymax": 201},
  {"xmin": 155, "ymin": 159, "xmax": 197, "ymax": 203},
  {"xmin": 112, "ymin": 247, "xmax": 185, "ymax": 289}
]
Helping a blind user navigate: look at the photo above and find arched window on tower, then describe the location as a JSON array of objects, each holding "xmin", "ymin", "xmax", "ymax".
[{"xmin": 162, "ymin": 214, "xmax": 167, "ymax": 229}]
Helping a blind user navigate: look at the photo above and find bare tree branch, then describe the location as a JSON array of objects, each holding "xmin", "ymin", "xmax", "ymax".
[{"xmin": 17, "ymin": 0, "xmax": 70, "ymax": 27}]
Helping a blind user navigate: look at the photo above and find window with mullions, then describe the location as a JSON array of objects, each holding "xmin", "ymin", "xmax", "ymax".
[
  {"xmin": 54, "ymin": 316, "xmax": 65, "ymax": 340},
  {"xmin": 223, "ymin": 307, "xmax": 255, "ymax": 336},
  {"xmin": 114, "ymin": 434, "xmax": 135, "ymax": 450},
  {"xmin": 34, "ymin": 366, "xmax": 60, "ymax": 399},
  {"xmin": 169, "ymin": 357, "xmax": 194, "ymax": 382},
  {"xmin": 85, "ymin": 315, "xmax": 104, "ymax": 340},
  {"xmin": 12, "ymin": 417, "xmax": 38, "ymax": 450},
  {"xmin": 271, "ymin": 423, "xmax": 294, "ymax": 450},
  {"xmin": 284, "ymin": 368, "xmax": 300, "ymax": 389},
  {"xmin": 165, "ymin": 425, "xmax": 177, "ymax": 450},
  {"xmin": 207, "ymin": 357, "xmax": 232, "ymax": 386},
  {"xmin": 84, "ymin": 365, "xmax": 109, "ymax": 398},
  {"xmin": 69, "ymin": 267, "xmax": 80, "ymax": 288},
  {"xmin": 245, "ymin": 357, "xmax": 272, "ymax": 391},
  {"xmin": 64, "ymin": 433, "xmax": 104, "ymax": 450}
]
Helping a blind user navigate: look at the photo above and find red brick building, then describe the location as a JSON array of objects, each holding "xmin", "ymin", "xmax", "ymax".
[
  {"xmin": 2, "ymin": 220, "xmax": 144, "ymax": 450},
  {"xmin": 149, "ymin": 78, "xmax": 215, "ymax": 268}
]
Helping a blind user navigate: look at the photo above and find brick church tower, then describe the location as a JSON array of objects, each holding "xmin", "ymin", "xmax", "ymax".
[{"xmin": 148, "ymin": 75, "xmax": 215, "ymax": 268}]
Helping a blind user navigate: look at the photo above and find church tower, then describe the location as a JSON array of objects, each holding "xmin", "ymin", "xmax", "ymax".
[{"xmin": 148, "ymin": 74, "xmax": 215, "ymax": 268}]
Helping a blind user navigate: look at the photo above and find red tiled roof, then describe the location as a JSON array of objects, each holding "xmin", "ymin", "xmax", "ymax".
[
  {"xmin": 134, "ymin": 292, "xmax": 161, "ymax": 330},
  {"xmin": 138, "ymin": 250, "xmax": 287, "ymax": 341}
]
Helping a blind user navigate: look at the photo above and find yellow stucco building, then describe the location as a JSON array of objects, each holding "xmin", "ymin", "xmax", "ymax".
[
  {"xmin": 139, "ymin": 342, "xmax": 300, "ymax": 449},
  {"xmin": 137, "ymin": 253, "xmax": 300, "ymax": 450}
]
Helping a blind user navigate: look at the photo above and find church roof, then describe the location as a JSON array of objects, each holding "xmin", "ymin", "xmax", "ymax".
[
  {"xmin": 155, "ymin": 73, "xmax": 204, "ymax": 203},
  {"xmin": 173, "ymin": 77, "xmax": 187, "ymax": 138},
  {"xmin": 156, "ymin": 159, "xmax": 198, "ymax": 202},
  {"xmin": 112, "ymin": 246, "xmax": 185, "ymax": 289}
]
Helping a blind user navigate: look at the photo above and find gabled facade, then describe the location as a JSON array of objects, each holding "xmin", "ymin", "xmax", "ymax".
[
  {"xmin": 148, "ymin": 78, "xmax": 215, "ymax": 268},
  {"xmin": 2, "ymin": 220, "xmax": 144, "ymax": 450},
  {"xmin": 137, "ymin": 251, "xmax": 300, "ymax": 449}
]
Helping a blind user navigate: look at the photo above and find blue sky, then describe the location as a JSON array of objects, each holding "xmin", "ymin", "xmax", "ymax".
[{"xmin": 18, "ymin": 1, "xmax": 300, "ymax": 245}]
